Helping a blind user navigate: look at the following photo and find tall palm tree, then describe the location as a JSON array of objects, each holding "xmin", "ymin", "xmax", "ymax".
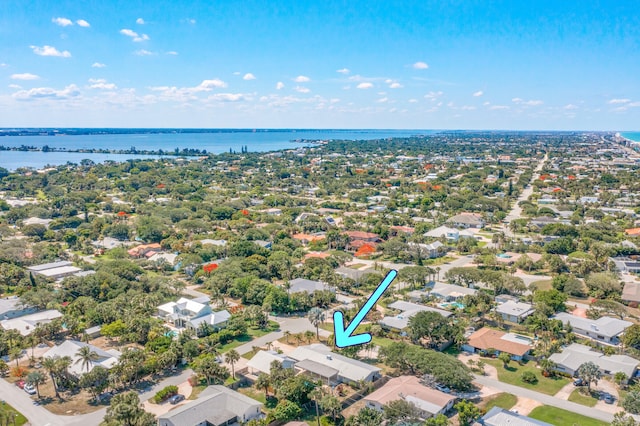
[
  {"xmin": 42, "ymin": 357, "xmax": 61, "ymax": 398},
  {"xmin": 225, "ymin": 349, "xmax": 240, "ymax": 379},
  {"xmin": 307, "ymin": 307, "xmax": 325, "ymax": 339},
  {"xmin": 75, "ymin": 345, "xmax": 99, "ymax": 373},
  {"xmin": 26, "ymin": 370, "xmax": 46, "ymax": 398}
]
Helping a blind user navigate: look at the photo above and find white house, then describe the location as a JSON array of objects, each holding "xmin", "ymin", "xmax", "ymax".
[
  {"xmin": 0, "ymin": 297, "xmax": 37, "ymax": 321},
  {"xmin": 1, "ymin": 309, "xmax": 63, "ymax": 336},
  {"xmin": 549, "ymin": 344, "xmax": 639, "ymax": 381},
  {"xmin": 157, "ymin": 297, "xmax": 230, "ymax": 335},
  {"xmin": 247, "ymin": 350, "xmax": 296, "ymax": 375},
  {"xmin": 553, "ymin": 312, "xmax": 632, "ymax": 345},
  {"xmin": 446, "ymin": 212, "xmax": 485, "ymax": 229},
  {"xmin": 288, "ymin": 344, "xmax": 381, "ymax": 384},
  {"xmin": 158, "ymin": 385, "xmax": 263, "ymax": 426},
  {"xmin": 379, "ymin": 301, "xmax": 451, "ymax": 332},
  {"xmin": 495, "ymin": 300, "xmax": 535, "ymax": 324},
  {"xmin": 43, "ymin": 340, "xmax": 121, "ymax": 376}
]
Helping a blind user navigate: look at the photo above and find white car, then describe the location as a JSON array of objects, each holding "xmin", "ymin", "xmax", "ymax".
[{"xmin": 24, "ymin": 384, "xmax": 36, "ymax": 395}]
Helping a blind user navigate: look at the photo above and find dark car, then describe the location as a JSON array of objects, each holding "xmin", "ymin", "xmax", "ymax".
[
  {"xmin": 169, "ymin": 394, "xmax": 185, "ymax": 405},
  {"xmin": 573, "ymin": 378, "xmax": 585, "ymax": 386},
  {"xmin": 603, "ymin": 393, "xmax": 615, "ymax": 404}
]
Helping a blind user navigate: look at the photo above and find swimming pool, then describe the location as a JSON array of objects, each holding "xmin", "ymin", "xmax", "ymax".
[{"xmin": 438, "ymin": 302, "xmax": 465, "ymax": 309}]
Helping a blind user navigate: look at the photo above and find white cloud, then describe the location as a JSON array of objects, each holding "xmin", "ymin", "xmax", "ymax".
[
  {"xmin": 356, "ymin": 82, "xmax": 373, "ymax": 89},
  {"xmin": 408, "ymin": 99, "xmax": 418, "ymax": 103},
  {"xmin": 336, "ymin": 68, "xmax": 350, "ymax": 74},
  {"xmin": 389, "ymin": 82, "xmax": 403, "ymax": 89},
  {"xmin": 76, "ymin": 19, "xmax": 90, "ymax": 27},
  {"xmin": 276, "ymin": 82, "xmax": 285, "ymax": 90},
  {"xmin": 149, "ymin": 79, "xmax": 228, "ymax": 101},
  {"xmin": 512, "ymin": 97, "xmax": 543, "ymax": 106},
  {"xmin": 89, "ymin": 78, "xmax": 117, "ymax": 90},
  {"xmin": 134, "ymin": 49, "xmax": 154, "ymax": 56},
  {"xmin": 188, "ymin": 19, "xmax": 196, "ymax": 24},
  {"xmin": 165, "ymin": 51, "xmax": 178, "ymax": 55},
  {"xmin": 8, "ymin": 84, "xmax": 21, "ymax": 89},
  {"xmin": 243, "ymin": 73, "xmax": 256, "ymax": 80},
  {"xmin": 136, "ymin": 18, "xmax": 145, "ymax": 25},
  {"xmin": 490, "ymin": 105, "xmax": 509, "ymax": 110},
  {"xmin": 424, "ymin": 91, "xmax": 443, "ymax": 100},
  {"xmin": 52, "ymin": 17, "xmax": 73, "ymax": 27},
  {"xmin": 483, "ymin": 101, "xmax": 490, "ymax": 106},
  {"xmin": 0, "ymin": 63, "xmax": 7, "ymax": 67},
  {"xmin": 377, "ymin": 97, "xmax": 388, "ymax": 103},
  {"xmin": 11, "ymin": 73, "xmax": 39, "ymax": 80},
  {"xmin": 564, "ymin": 104, "xmax": 578, "ymax": 110},
  {"xmin": 91, "ymin": 62, "xmax": 106, "ymax": 68},
  {"xmin": 207, "ymin": 93, "xmax": 245, "ymax": 102},
  {"xmin": 198, "ymin": 79, "xmax": 227, "ymax": 90},
  {"xmin": 629, "ymin": 101, "xmax": 640, "ymax": 107},
  {"xmin": 294, "ymin": 86, "xmax": 310, "ymax": 93},
  {"xmin": 30, "ymin": 45, "xmax": 71, "ymax": 58},
  {"xmin": 12, "ymin": 84, "xmax": 80, "ymax": 101},
  {"xmin": 413, "ymin": 61, "xmax": 429, "ymax": 69},
  {"xmin": 294, "ymin": 75, "xmax": 310, "ymax": 83},
  {"xmin": 473, "ymin": 90, "xmax": 483, "ymax": 97},
  {"xmin": 120, "ymin": 29, "xmax": 150, "ymax": 42},
  {"xmin": 608, "ymin": 98, "xmax": 630, "ymax": 104},
  {"xmin": 461, "ymin": 105, "xmax": 476, "ymax": 110}
]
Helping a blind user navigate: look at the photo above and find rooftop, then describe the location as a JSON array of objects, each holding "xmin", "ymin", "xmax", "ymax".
[
  {"xmin": 364, "ymin": 376, "xmax": 455, "ymax": 416},
  {"xmin": 549, "ymin": 343, "xmax": 639, "ymax": 378},
  {"xmin": 553, "ymin": 312, "xmax": 632, "ymax": 338},
  {"xmin": 466, "ymin": 328, "xmax": 532, "ymax": 356}
]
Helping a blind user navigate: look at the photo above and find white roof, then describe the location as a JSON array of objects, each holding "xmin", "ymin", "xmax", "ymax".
[
  {"xmin": 288, "ymin": 344, "xmax": 381, "ymax": 382},
  {"xmin": 247, "ymin": 350, "xmax": 295, "ymax": 375},
  {"xmin": 43, "ymin": 340, "xmax": 121, "ymax": 376},
  {"xmin": 380, "ymin": 300, "xmax": 452, "ymax": 330},
  {"xmin": 549, "ymin": 343, "xmax": 638, "ymax": 378},
  {"xmin": 430, "ymin": 282, "xmax": 477, "ymax": 298},
  {"xmin": 481, "ymin": 407, "xmax": 552, "ymax": 426},
  {"xmin": 189, "ymin": 310, "xmax": 231, "ymax": 328},
  {"xmin": 148, "ymin": 252, "xmax": 178, "ymax": 264},
  {"xmin": 553, "ymin": 312, "xmax": 632, "ymax": 339},
  {"xmin": 158, "ymin": 297, "xmax": 207, "ymax": 316},
  {"xmin": 27, "ymin": 261, "xmax": 72, "ymax": 271},
  {"xmin": 424, "ymin": 225, "xmax": 459, "ymax": 238},
  {"xmin": 496, "ymin": 300, "xmax": 535, "ymax": 318},
  {"xmin": 1, "ymin": 309, "xmax": 62, "ymax": 336}
]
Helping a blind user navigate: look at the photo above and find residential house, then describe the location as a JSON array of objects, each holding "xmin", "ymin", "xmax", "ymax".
[
  {"xmin": 262, "ymin": 208, "xmax": 282, "ymax": 216},
  {"xmin": 462, "ymin": 328, "xmax": 533, "ymax": 361},
  {"xmin": 127, "ymin": 243, "xmax": 162, "ymax": 258},
  {"xmin": 157, "ymin": 385, "xmax": 263, "ymax": 426},
  {"xmin": 289, "ymin": 344, "xmax": 381, "ymax": 384},
  {"xmin": 43, "ymin": 340, "xmax": 121, "ymax": 376},
  {"xmin": 408, "ymin": 241, "xmax": 446, "ymax": 259},
  {"xmin": 430, "ymin": 282, "xmax": 477, "ymax": 301},
  {"xmin": 292, "ymin": 233, "xmax": 326, "ymax": 245},
  {"xmin": 446, "ymin": 212, "xmax": 485, "ymax": 229},
  {"xmin": 495, "ymin": 300, "xmax": 535, "ymax": 324},
  {"xmin": 363, "ymin": 376, "xmax": 456, "ymax": 420},
  {"xmin": 478, "ymin": 407, "xmax": 552, "ymax": 426},
  {"xmin": 549, "ymin": 344, "xmax": 639, "ymax": 381},
  {"xmin": 344, "ymin": 231, "xmax": 381, "ymax": 243},
  {"xmin": 253, "ymin": 240, "xmax": 272, "ymax": 250},
  {"xmin": 622, "ymin": 281, "xmax": 640, "ymax": 307},
  {"xmin": 27, "ymin": 261, "xmax": 82, "ymax": 280},
  {"xmin": 1, "ymin": 309, "xmax": 63, "ymax": 336},
  {"xmin": 157, "ymin": 297, "xmax": 231, "ymax": 335},
  {"xmin": 334, "ymin": 267, "xmax": 375, "ymax": 284},
  {"xmin": 380, "ymin": 301, "xmax": 451, "ymax": 332},
  {"xmin": 553, "ymin": 313, "xmax": 632, "ymax": 345},
  {"xmin": 246, "ymin": 350, "xmax": 296, "ymax": 375},
  {"xmin": 424, "ymin": 225, "xmax": 477, "ymax": 241},
  {"xmin": 0, "ymin": 297, "xmax": 37, "ymax": 321},
  {"xmin": 288, "ymin": 278, "xmax": 334, "ymax": 295},
  {"xmin": 611, "ymin": 257, "xmax": 640, "ymax": 274}
]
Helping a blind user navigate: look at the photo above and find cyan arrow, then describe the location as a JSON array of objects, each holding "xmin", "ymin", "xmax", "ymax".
[{"xmin": 333, "ymin": 269, "xmax": 397, "ymax": 348}]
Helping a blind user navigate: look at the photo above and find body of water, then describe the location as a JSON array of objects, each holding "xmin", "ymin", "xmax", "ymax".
[
  {"xmin": 621, "ymin": 132, "xmax": 640, "ymax": 142},
  {"xmin": 0, "ymin": 129, "xmax": 426, "ymax": 170}
]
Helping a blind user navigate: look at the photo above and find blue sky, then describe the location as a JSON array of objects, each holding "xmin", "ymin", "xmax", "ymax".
[{"xmin": 1, "ymin": 0, "xmax": 639, "ymax": 129}]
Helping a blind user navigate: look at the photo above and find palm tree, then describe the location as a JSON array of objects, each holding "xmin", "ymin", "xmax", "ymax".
[
  {"xmin": 284, "ymin": 330, "xmax": 291, "ymax": 343},
  {"xmin": 42, "ymin": 357, "xmax": 61, "ymax": 398},
  {"xmin": 75, "ymin": 345, "xmax": 99, "ymax": 373},
  {"xmin": 225, "ymin": 350, "xmax": 240, "ymax": 379},
  {"xmin": 9, "ymin": 347, "xmax": 22, "ymax": 369},
  {"xmin": 26, "ymin": 370, "xmax": 46, "ymax": 398},
  {"xmin": 307, "ymin": 307, "xmax": 326, "ymax": 339},
  {"xmin": 255, "ymin": 373, "xmax": 271, "ymax": 396},
  {"xmin": 200, "ymin": 339, "xmax": 220, "ymax": 357},
  {"xmin": 305, "ymin": 330, "xmax": 315, "ymax": 343}
]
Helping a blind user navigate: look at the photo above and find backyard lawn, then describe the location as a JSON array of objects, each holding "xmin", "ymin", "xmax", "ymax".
[
  {"xmin": 528, "ymin": 406, "xmax": 608, "ymax": 426},
  {"xmin": 568, "ymin": 388, "xmax": 598, "ymax": 407},
  {"xmin": 480, "ymin": 392, "xmax": 517, "ymax": 411},
  {"xmin": 484, "ymin": 359, "xmax": 570, "ymax": 395}
]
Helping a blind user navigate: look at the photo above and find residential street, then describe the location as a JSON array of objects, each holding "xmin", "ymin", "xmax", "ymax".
[{"xmin": 473, "ymin": 375, "xmax": 616, "ymax": 423}]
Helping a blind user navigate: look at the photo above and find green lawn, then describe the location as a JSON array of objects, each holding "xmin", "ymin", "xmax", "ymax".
[
  {"xmin": 484, "ymin": 359, "xmax": 570, "ymax": 395},
  {"xmin": 528, "ymin": 406, "xmax": 608, "ymax": 426},
  {"xmin": 529, "ymin": 280, "xmax": 553, "ymax": 291},
  {"xmin": 0, "ymin": 402, "xmax": 28, "ymax": 426},
  {"xmin": 481, "ymin": 392, "xmax": 517, "ymax": 411},
  {"xmin": 568, "ymin": 388, "xmax": 598, "ymax": 407},
  {"xmin": 238, "ymin": 388, "xmax": 267, "ymax": 404}
]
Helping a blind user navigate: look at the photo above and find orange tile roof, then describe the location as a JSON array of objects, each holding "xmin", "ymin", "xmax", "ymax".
[
  {"xmin": 625, "ymin": 228, "xmax": 640, "ymax": 236},
  {"xmin": 466, "ymin": 328, "xmax": 531, "ymax": 356}
]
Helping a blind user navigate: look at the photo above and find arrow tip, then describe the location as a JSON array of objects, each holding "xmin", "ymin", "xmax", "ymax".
[{"xmin": 333, "ymin": 310, "xmax": 372, "ymax": 348}]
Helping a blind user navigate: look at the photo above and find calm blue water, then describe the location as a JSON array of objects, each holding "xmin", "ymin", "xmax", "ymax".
[
  {"xmin": 621, "ymin": 132, "xmax": 640, "ymax": 142},
  {"xmin": 0, "ymin": 129, "xmax": 426, "ymax": 170}
]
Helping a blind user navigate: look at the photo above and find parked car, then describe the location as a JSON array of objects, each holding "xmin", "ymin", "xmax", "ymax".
[
  {"xmin": 435, "ymin": 384, "xmax": 451, "ymax": 394},
  {"xmin": 24, "ymin": 384, "xmax": 36, "ymax": 395},
  {"xmin": 169, "ymin": 394, "xmax": 185, "ymax": 405},
  {"xmin": 15, "ymin": 380, "xmax": 25, "ymax": 389},
  {"xmin": 573, "ymin": 378, "xmax": 585, "ymax": 386},
  {"xmin": 603, "ymin": 393, "xmax": 615, "ymax": 404}
]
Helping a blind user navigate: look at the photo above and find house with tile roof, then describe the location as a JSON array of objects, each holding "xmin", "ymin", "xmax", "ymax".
[{"xmin": 462, "ymin": 328, "xmax": 533, "ymax": 361}]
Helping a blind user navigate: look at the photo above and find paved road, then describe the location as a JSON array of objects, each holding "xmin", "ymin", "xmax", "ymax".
[
  {"xmin": 474, "ymin": 375, "xmax": 616, "ymax": 423},
  {"xmin": 502, "ymin": 153, "xmax": 547, "ymax": 239},
  {"xmin": 0, "ymin": 369, "xmax": 193, "ymax": 426}
]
